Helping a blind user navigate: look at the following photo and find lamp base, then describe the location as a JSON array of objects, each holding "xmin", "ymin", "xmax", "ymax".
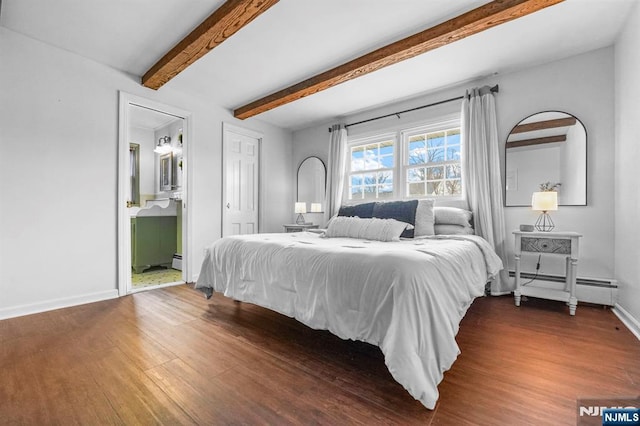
[
  {"xmin": 296, "ymin": 213, "xmax": 306, "ymax": 225},
  {"xmin": 535, "ymin": 212, "xmax": 555, "ymax": 232}
]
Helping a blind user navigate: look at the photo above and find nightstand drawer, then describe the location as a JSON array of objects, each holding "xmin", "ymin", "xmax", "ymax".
[
  {"xmin": 283, "ymin": 224, "xmax": 319, "ymax": 233},
  {"xmin": 521, "ymin": 237, "xmax": 571, "ymax": 254}
]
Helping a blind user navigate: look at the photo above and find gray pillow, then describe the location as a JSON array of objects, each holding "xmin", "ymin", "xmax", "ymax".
[
  {"xmin": 323, "ymin": 216, "xmax": 411, "ymax": 242},
  {"xmin": 414, "ymin": 199, "xmax": 435, "ymax": 237},
  {"xmin": 434, "ymin": 206, "xmax": 473, "ymax": 227}
]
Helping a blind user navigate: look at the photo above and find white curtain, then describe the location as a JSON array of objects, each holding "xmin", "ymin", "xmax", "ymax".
[
  {"xmin": 324, "ymin": 124, "xmax": 347, "ymax": 225},
  {"xmin": 461, "ymin": 87, "xmax": 511, "ymax": 294}
]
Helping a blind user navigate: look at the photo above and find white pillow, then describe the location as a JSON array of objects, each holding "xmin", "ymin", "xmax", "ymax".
[
  {"xmin": 414, "ymin": 199, "xmax": 435, "ymax": 237},
  {"xmin": 434, "ymin": 206, "xmax": 473, "ymax": 227},
  {"xmin": 323, "ymin": 216, "xmax": 410, "ymax": 242},
  {"xmin": 434, "ymin": 224, "xmax": 475, "ymax": 235}
]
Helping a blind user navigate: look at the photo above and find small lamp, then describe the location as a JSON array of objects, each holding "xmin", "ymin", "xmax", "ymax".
[
  {"xmin": 531, "ymin": 191, "xmax": 558, "ymax": 232},
  {"xmin": 294, "ymin": 202, "xmax": 307, "ymax": 224},
  {"xmin": 310, "ymin": 203, "xmax": 322, "ymax": 213}
]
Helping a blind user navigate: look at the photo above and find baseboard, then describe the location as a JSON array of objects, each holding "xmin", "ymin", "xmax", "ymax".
[
  {"xmin": 612, "ymin": 304, "xmax": 640, "ymax": 342},
  {"xmin": 0, "ymin": 289, "xmax": 119, "ymax": 321},
  {"xmin": 507, "ymin": 271, "xmax": 617, "ymax": 306}
]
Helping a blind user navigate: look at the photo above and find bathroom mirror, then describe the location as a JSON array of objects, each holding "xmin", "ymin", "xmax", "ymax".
[
  {"xmin": 505, "ymin": 111, "xmax": 587, "ymax": 206},
  {"xmin": 297, "ymin": 156, "xmax": 326, "ymax": 212}
]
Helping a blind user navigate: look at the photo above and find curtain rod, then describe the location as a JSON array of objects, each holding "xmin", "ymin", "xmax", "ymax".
[{"xmin": 328, "ymin": 84, "xmax": 499, "ymax": 132}]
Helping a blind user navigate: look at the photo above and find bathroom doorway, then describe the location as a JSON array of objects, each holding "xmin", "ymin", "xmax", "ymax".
[{"xmin": 117, "ymin": 93, "xmax": 192, "ymax": 295}]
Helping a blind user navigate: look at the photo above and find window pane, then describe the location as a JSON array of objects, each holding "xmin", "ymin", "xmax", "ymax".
[
  {"xmin": 427, "ymin": 131, "xmax": 445, "ymax": 148},
  {"xmin": 447, "ymin": 129, "xmax": 461, "ymax": 145},
  {"xmin": 427, "ymin": 148, "xmax": 445, "ymax": 163},
  {"xmin": 447, "ymin": 145, "xmax": 461, "ymax": 161},
  {"xmin": 445, "ymin": 179, "xmax": 462, "ymax": 195},
  {"xmin": 380, "ymin": 155, "xmax": 394, "ymax": 168},
  {"xmin": 426, "ymin": 166, "xmax": 444, "ymax": 180},
  {"xmin": 427, "ymin": 181, "xmax": 444, "ymax": 195},
  {"xmin": 350, "ymin": 186, "xmax": 363, "ymax": 200},
  {"xmin": 378, "ymin": 171, "xmax": 393, "ymax": 185},
  {"xmin": 408, "ymin": 182, "xmax": 425, "ymax": 196},
  {"xmin": 364, "ymin": 144, "xmax": 378, "ymax": 170},
  {"xmin": 408, "ymin": 140, "xmax": 426, "ymax": 165},
  {"xmin": 446, "ymin": 165, "xmax": 461, "ymax": 179},
  {"xmin": 379, "ymin": 184, "xmax": 394, "ymax": 198},
  {"xmin": 407, "ymin": 168, "xmax": 424, "ymax": 183},
  {"xmin": 351, "ymin": 146, "xmax": 364, "ymax": 171},
  {"xmin": 363, "ymin": 173, "xmax": 376, "ymax": 185},
  {"xmin": 351, "ymin": 175, "xmax": 363, "ymax": 186},
  {"xmin": 380, "ymin": 140, "xmax": 394, "ymax": 156},
  {"xmin": 363, "ymin": 188, "xmax": 377, "ymax": 200}
]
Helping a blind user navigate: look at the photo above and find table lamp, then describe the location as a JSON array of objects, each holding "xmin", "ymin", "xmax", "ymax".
[
  {"xmin": 295, "ymin": 202, "xmax": 307, "ymax": 224},
  {"xmin": 310, "ymin": 203, "xmax": 322, "ymax": 213},
  {"xmin": 531, "ymin": 191, "xmax": 557, "ymax": 232}
]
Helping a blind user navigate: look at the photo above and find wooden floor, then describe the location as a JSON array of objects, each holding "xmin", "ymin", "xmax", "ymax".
[{"xmin": 1, "ymin": 285, "xmax": 639, "ymax": 425}]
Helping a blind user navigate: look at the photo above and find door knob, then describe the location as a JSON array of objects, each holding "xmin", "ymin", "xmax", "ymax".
[{"xmin": 226, "ymin": 203, "xmax": 230, "ymax": 209}]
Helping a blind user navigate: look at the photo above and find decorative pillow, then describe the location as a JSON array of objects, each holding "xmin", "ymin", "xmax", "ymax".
[
  {"xmin": 434, "ymin": 224, "xmax": 475, "ymax": 235},
  {"xmin": 414, "ymin": 199, "xmax": 435, "ymax": 237},
  {"xmin": 323, "ymin": 216, "xmax": 411, "ymax": 242},
  {"xmin": 372, "ymin": 200, "xmax": 419, "ymax": 238},
  {"xmin": 338, "ymin": 202, "xmax": 376, "ymax": 218},
  {"xmin": 434, "ymin": 206, "xmax": 473, "ymax": 227}
]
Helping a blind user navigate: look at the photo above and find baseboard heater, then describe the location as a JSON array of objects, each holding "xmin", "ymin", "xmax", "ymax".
[
  {"xmin": 172, "ymin": 253, "xmax": 182, "ymax": 271},
  {"xmin": 508, "ymin": 271, "xmax": 618, "ymax": 306}
]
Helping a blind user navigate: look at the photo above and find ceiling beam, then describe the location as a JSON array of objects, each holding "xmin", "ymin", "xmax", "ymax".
[
  {"xmin": 511, "ymin": 117, "xmax": 577, "ymax": 134},
  {"xmin": 506, "ymin": 135, "xmax": 566, "ymax": 148},
  {"xmin": 142, "ymin": 0, "xmax": 279, "ymax": 90},
  {"xmin": 234, "ymin": 0, "xmax": 564, "ymax": 120}
]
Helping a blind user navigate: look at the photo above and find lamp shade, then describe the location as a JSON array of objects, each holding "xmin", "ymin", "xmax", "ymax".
[
  {"xmin": 294, "ymin": 202, "xmax": 307, "ymax": 214},
  {"xmin": 531, "ymin": 191, "xmax": 558, "ymax": 212},
  {"xmin": 310, "ymin": 203, "xmax": 322, "ymax": 213}
]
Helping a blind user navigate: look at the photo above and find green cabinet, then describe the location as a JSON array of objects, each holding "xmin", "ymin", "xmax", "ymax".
[{"xmin": 131, "ymin": 216, "xmax": 177, "ymax": 274}]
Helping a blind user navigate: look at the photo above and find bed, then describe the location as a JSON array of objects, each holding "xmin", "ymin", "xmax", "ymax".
[{"xmin": 195, "ymin": 212, "xmax": 502, "ymax": 409}]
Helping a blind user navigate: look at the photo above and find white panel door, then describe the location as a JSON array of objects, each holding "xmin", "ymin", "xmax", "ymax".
[{"xmin": 222, "ymin": 124, "xmax": 261, "ymax": 236}]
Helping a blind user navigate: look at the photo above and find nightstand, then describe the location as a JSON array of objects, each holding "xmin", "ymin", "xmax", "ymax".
[
  {"xmin": 283, "ymin": 223, "xmax": 319, "ymax": 233},
  {"xmin": 513, "ymin": 230, "xmax": 582, "ymax": 315}
]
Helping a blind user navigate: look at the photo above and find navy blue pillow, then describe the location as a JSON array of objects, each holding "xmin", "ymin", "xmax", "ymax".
[
  {"xmin": 338, "ymin": 202, "xmax": 376, "ymax": 218},
  {"xmin": 372, "ymin": 200, "xmax": 419, "ymax": 238}
]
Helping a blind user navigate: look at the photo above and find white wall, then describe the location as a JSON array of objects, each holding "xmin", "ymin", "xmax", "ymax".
[
  {"xmin": 0, "ymin": 27, "xmax": 293, "ymax": 318},
  {"xmin": 614, "ymin": 3, "xmax": 640, "ymax": 328},
  {"xmin": 293, "ymin": 47, "xmax": 616, "ymax": 283}
]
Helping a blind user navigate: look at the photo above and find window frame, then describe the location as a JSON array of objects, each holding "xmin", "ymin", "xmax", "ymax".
[{"xmin": 343, "ymin": 114, "xmax": 463, "ymax": 204}]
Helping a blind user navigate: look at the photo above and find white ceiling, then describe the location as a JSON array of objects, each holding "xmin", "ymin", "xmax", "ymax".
[{"xmin": 1, "ymin": 0, "xmax": 636, "ymax": 131}]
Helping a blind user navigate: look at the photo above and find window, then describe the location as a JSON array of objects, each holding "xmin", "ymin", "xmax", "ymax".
[
  {"xmin": 345, "ymin": 117, "xmax": 461, "ymax": 201},
  {"xmin": 348, "ymin": 135, "xmax": 395, "ymax": 200},
  {"xmin": 404, "ymin": 127, "xmax": 462, "ymax": 197}
]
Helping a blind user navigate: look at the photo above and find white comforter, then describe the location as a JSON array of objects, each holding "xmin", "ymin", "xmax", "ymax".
[{"xmin": 195, "ymin": 232, "xmax": 502, "ymax": 409}]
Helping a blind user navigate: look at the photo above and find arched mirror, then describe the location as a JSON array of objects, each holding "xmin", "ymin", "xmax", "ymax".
[
  {"xmin": 297, "ymin": 156, "xmax": 326, "ymax": 212},
  {"xmin": 505, "ymin": 111, "xmax": 587, "ymax": 206}
]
